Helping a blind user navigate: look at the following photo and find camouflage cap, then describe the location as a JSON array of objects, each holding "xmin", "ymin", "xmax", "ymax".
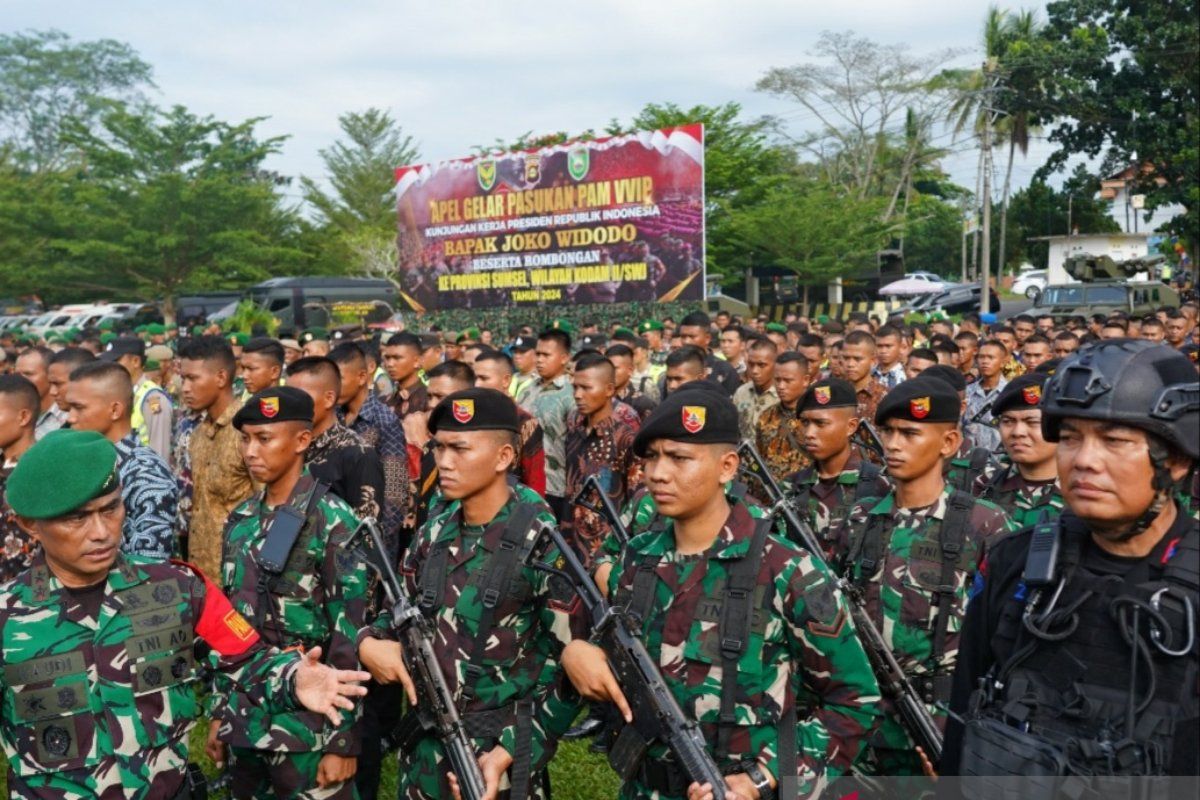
[{"xmin": 6, "ymin": 430, "xmax": 119, "ymax": 519}]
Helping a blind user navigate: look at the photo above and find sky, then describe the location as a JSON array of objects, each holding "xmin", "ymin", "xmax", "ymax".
[{"xmin": 2, "ymin": 0, "xmax": 1060, "ymax": 208}]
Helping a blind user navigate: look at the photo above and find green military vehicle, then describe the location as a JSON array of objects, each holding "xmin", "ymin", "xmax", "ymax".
[{"xmin": 1032, "ymin": 254, "xmax": 1179, "ymax": 320}]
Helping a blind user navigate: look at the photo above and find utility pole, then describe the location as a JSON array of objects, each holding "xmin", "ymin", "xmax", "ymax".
[{"xmin": 980, "ymin": 61, "xmax": 996, "ymax": 317}]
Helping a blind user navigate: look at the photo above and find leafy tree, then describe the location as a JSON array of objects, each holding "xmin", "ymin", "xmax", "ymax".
[
  {"xmin": 727, "ymin": 178, "xmax": 897, "ymax": 304},
  {"xmin": 301, "ymin": 108, "xmax": 419, "ymax": 233},
  {"xmin": 902, "ymin": 195, "xmax": 966, "ymax": 276},
  {"xmin": 1038, "ymin": 0, "xmax": 1198, "ymax": 240},
  {"xmin": 0, "ymin": 30, "xmax": 154, "ymax": 172},
  {"xmin": 1003, "ymin": 164, "xmax": 1120, "ymax": 268},
  {"xmin": 37, "ymin": 104, "xmax": 305, "ymax": 321}
]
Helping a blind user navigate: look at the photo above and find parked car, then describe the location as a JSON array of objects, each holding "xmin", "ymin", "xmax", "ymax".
[
  {"xmin": 896, "ymin": 282, "xmax": 1001, "ymax": 316},
  {"xmin": 1011, "ymin": 269, "xmax": 1048, "ymax": 300}
]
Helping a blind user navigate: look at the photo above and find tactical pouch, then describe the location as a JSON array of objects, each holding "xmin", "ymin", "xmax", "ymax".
[
  {"xmin": 258, "ymin": 505, "xmax": 307, "ymax": 574},
  {"xmin": 959, "ymin": 716, "xmax": 1068, "ymax": 800}
]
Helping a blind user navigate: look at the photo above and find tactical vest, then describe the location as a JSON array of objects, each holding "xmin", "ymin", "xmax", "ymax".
[
  {"xmin": 960, "ymin": 518, "xmax": 1200, "ymax": 791},
  {"xmin": 1, "ymin": 560, "xmax": 198, "ymax": 777},
  {"xmin": 131, "ymin": 377, "xmax": 168, "ymax": 448},
  {"xmin": 846, "ymin": 490, "xmax": 974, "ymax": 705},
  {"xmin": 613, "ymin": 519, "xmax": 800, "ymax": 793},
  {"xmin": 415, "ymin": 502, "xmax": 543, "ymax": 799},
  {"xmin": 947, "ymin": 447, "xmax": 991, "ymax": 494},
  {"xmin": 793, "ymin": 461, "xmax": 883, "ymax": 549}
]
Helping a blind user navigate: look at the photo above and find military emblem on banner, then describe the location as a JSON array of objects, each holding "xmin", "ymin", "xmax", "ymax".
[
  {"xmin": 260, "ymin": 397, "xmax": 280, "ymax": 418},
  {"xmin": 910, "ymin": 396, "xmax": 931, "ymax": 419},
  {"xmin": 567, "ymin": 147, "xmax": 589, "ymax": 181},
  {"xmin": 1023, "ymin": 385, "xmax": 1042, "ymax": 405},
  {"xmin": 681, "ymin": 405, "xmax": 706, "ymax": 433},
  {"xmin": 524, "ymin": 154, "xmax": 541, "ymax": 184},
  {"xmin": 814, "ymin": 386, "xmax": 831, "ymax": 405},
  {"xmin": 452, "ymin": 399, "xmax": 475, "ymax": 423},
  {"xmin": 477, "ymin": 160, "xmax": 497, "ymax": 192}
]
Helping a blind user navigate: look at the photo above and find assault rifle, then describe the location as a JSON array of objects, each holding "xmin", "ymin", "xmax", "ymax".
[
  {"xmin": 529, "ymin": 520, "xmax": 727, "ymax": 798},
  {"xmin": 572, "ymin": 474, "xmax": 631, "ymax": 546},
  {"xmin": 735, "ymin": 442, "xmax": 944, "ymax": 764},
  {"xmin": 349, "ymin": 518, "xmax": 487, "ymax": 800},
  {"xmin": 853, "ymin": 419, "xmax": 885, "ymax": 459}
]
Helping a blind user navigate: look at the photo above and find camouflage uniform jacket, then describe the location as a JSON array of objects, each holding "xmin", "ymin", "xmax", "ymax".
[
  {"xmin": 366, "ymin": 485, "xmax": 582, "ymax": 799},
  {"xmin": 754, "ymin": 402, "xmax": 812, "ymax": 486},
  {"xmin": 214, "ymin": 470, "xmax": 368, "ymax": 755},
  {"xmin": 828, "ymin": 486, "xmax": 1017, "ymax": 749},
  {"xmin": 732, "ymin": 382, "xmax": 779, "ymax": 442},
  {"xmin": 788, "ymin": 451, "xmax": 890, "ymax": 560},
  {"xmin": 0, "ymin": 553, "xmax": 300, "ymax": 799},
  {"xmin": 944, "ymin": 432, "xmax": 1001, "ymax": 495},
  {"xmin": 606, "ymin": 500, "xmax": 882, "ymax": 798},
  {"xmin": 518, "ymin": 374, "xmax": 574, "ymax": 497},
  {"xmin": 973, "ymin": 464, "xmax": 1064, "ymax": 529}
]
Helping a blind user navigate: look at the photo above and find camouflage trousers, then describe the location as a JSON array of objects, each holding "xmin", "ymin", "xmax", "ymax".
[
  {"xmin": 399, "ymin": 735, "xmax": 550, "ymax": 800},
  {"xmin": 228, "ymin": 746, "xmax": 359, "ymax": 800},
  {"xmin": 858, "ymin": 716, "xmax": 929, "ymax": 777}
]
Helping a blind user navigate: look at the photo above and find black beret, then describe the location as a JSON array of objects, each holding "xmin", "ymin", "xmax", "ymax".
[
  {"xmin": 429, "ymin": 387, "xmax": 519, "ymax": 434},
  {"xmin": 798, "ymin": 378, "xmax": 857, "ymax": 411},
  {"xmin": 233, "ymin": 386, "xmax": 315, "ymax": 429},
  {"xmin": 580, "ymin": 333, "xmax": 608, "ymax": 350},
  {"xmin": 992, "ymin": 373, "xmax": 1050, "ymax": 416},
  {"xmin": 1034, "ymin": 358, "xmax": 1062, "ymax": 375},
  {"xmin": 633, "ymin": 383, "xmax": 739, "ymax": 457},
  {"xmin": 875, "ymin": 376, "xmax": 960, "ymax": 425},
  {"xmin": 510, "ymin": 336, "xmax": 535, "ymax": 352},
  {"xmin": 921, "ymin": 364, "xmax": 967, "ymax": 393},
  {"xmin": 98, "ymin": 336, "xmax": 145, "ymax": 361}
]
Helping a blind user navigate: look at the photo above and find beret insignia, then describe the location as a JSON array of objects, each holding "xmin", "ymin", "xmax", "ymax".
[
  {"xmin": 452, "ymin": 399, "xmax": 475, "ymax": 423},
  {"xmin": 814, "ymin": 386, "xmax": 831, "ymax": 405},
  {"xmin": 910, "ymin": 396, "xmax": 931, "ymax": 419},
  {"xmin": 260, "ymin": 397, "xmax": 280, "ymax": 418},
  {"xmin": 1023, "ymin": 385, "xmax": 1042, "ymax": 405},
  {"xmin": 681, "ymin": 405, "xmax": 706, "ymax": 433}
]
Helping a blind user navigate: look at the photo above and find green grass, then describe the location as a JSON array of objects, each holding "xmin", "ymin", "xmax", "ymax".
[{"xmin": 1, "ymin": 718, "xmax": 621, "ymax": 799}]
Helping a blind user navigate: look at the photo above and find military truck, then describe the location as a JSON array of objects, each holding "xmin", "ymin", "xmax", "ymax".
[{"xmin": 1032, "ymin": 254, "xmax": 1179, "ymax": 319}]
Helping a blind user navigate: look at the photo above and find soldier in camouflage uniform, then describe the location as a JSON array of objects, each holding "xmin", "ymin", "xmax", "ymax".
[
  {"xmin": 0, "ymin": 429, "xmax": 369, "ymax": 800},
  {"xmin": 211, "ymin": 387, "xmax": 371, "ymax": 800},
  {"xmin": 357, "ymin": 388, "xmax": 581, "ymax": 800},
  {"xmin": 827, "ymin": 377, "xmax": 1017, "ymax": 775},
  {"xmin": 787, "ymin": 378, "xmax": 889, "ymax": 560},
  {"xmin": 753, "ymin": 352, "xmax": 812, "ymax": 485},
  {"xmin": 922, "ymin": 366, "xmax": 1002, "ymax": 495},
  {"xmin": 973, "ymin": 373, "xmax": 1064, "ymax": 527},
  {"xmin": 561, "ymin": 384, "xmax": 883, "ymax": 799}
]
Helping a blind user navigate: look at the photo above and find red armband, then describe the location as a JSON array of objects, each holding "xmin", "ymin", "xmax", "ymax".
[{"xmin": 173, "ymin": 559, "xmax": 261, "ymax": 656}]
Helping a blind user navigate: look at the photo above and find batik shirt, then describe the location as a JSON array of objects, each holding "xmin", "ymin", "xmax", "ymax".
[
  {"xmin": 564, "ymin": 410, "xmax": 640, "ymax": 566},
  {"xmin": 114, "ymin": 432, "xmax": 180, "ymax": 561}
]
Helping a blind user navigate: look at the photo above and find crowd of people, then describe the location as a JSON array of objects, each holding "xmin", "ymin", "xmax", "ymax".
[{"xmin": 0, "ymin": 297, "xmax": 1196, "ymax": 800}]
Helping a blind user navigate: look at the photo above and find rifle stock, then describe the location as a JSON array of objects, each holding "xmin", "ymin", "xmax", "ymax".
[
  {"xmin": 350, "ymin": 518, "xmax": 488, "ymax": 800},
  {"xmin": 572, "ymin": 474, "xmax": 631, "ymax": 546}
]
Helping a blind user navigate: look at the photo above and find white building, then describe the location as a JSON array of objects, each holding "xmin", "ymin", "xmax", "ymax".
[{"xmin": 1100, "ymin": 165, "xmax": 1187, "ymax": 234}]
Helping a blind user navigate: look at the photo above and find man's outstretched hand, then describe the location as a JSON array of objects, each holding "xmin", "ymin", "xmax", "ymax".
[{"xmin": 293, "ymin": 646, "xmax": 370, "ymax": 726}]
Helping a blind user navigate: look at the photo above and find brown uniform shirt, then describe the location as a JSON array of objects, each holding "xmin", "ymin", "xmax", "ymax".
[{"xmin": 188, "ymin": 399, "xmax": 255, "ymax": 578}]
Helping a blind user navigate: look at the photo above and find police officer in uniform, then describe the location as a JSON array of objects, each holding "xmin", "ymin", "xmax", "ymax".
[
  {"xmin": 210, "ymin": 387, "xmax": 371, "ymax": 800},
  {"xmin": 0, "ymin": 429, "xmax": 369, "ymax": 799},
  {"xmin": 357, "ymin": 387, "xmax": 581, "ymax": 800},
  {"xmin": 945, "ymin": 339, "xmax": 1200, "ymax": 789},
  {"xmin": 561, "ymin": 383, "xmax": 883, "ymax": 799},
  {"xmin": 828, "ymin": 376, "xmax": 1017, "ymax": 775}
]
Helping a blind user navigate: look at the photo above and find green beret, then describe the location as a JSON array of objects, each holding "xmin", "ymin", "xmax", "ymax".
[
  {"xmin": 637, "ymin": 320, "xmax": 664, "ymax": 334},
  {"xmin": 875, "ymin": 376, "xmax": 960, "ymax": 425},
  {"xmin": 233, "ymin": 387, "xmax": 315, "ymax": 430},
  {"xmin": 6, "ymin": 430, "xmax": 119, "ymax": 519},
  {"xmin": 632, "ymin": 383, "xmax": 739, "ymax": 457},
  {"xmin": 765, "ymin": 322, "xmax": 787, "ymax": 334},
  {"xmin": 97, "ymin": 318, "xmax": 114, "ymax": 330},
  {"xmin": 190, "ymin": 325, "xmax": 205, "ymax": 336},
  {"xmin": 146, "ymin": 323, "xmax": 166, "ymax": 335},
  {"xmin": 300, "ymin": 327, "xmax": 329, "ymax": 344},
  {"xmin": 612, "ymin": 326, "xmax": 636, "ymax": 340},
  {"xmin": 816, "ymin": 315, "xmax": 830, "ymax": 324},
  {"xmin": 144, "ymin": 358, "xmax": 161, "ymax": 371},
  {"xmin": 429, "ymin": 388, "xmax": 519, "ymax": 434},
  {"xmin": 799, "ymin": 378, "xmax": 857, "ymax": 411},
  {"xmin": 226, "ymin": 331, "xmax": 249, "ymax": 346},
  {"xmin": 546, "ymin": 319, "xmax": 575, "ymax": 335},
  {"xmin": 99, "ymin": 332, "xmax": 117, "ymax": 345},
  {"xmin": 135, "ymin": 324, "xmax": 148, "ymax": 334}
]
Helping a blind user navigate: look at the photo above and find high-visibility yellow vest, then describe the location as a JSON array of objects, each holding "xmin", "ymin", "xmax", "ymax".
[{"xmin": 131, "ymin": 377, "xmax": 168, "ymax": 447}]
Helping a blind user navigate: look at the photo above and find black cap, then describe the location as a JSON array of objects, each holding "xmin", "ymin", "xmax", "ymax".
[
  {"xmin": 798, "ymin": 378, "xmax": 857, "ymax": 411},
  {"xmin": 580, "ymin": 333, "xmax": 608, "ymax": 350},
  {"xmin": 233, "ymin": 386, "xmax": 315, "ymax": 429},
  {"xmin": 875, "ymin": 376, "xmax": 960, "ymax": 425},
  {"xmin": 98, "ymin": 337, "xmax": 146, "ymax": 361},
  {"xmin": 921, "ymin": 364, "xmax": 967, "ymax": 393},
  {"xmin": 992, "ymin": 373, "xmax": 1050, "ymax": 416},
  {"xmin": 633, "ymin": 383, "xmax": 739, "ymax": 457},
  {"xmin": 429, "ymin": 387, "xmax": 519, "ymax": 435},
  {"xmin": 510, "ymin": 336, "xmax": 535, "ymax": 353}
]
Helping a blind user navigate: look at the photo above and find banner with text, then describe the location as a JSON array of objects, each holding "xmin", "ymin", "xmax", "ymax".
[{"xmin": 393, "ymin": 125, "xmax": 705, "ymax": 311}]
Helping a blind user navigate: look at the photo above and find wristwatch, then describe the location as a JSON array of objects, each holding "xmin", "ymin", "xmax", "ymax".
[{"xmin": 743, "ymin": 761, "xmax": 776, "ymax": 800}]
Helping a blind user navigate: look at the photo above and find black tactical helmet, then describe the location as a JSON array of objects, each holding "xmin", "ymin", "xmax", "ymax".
[{"xmin": 1042, "ymin": 338, "xmax": 1199, "ymax": 459}]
